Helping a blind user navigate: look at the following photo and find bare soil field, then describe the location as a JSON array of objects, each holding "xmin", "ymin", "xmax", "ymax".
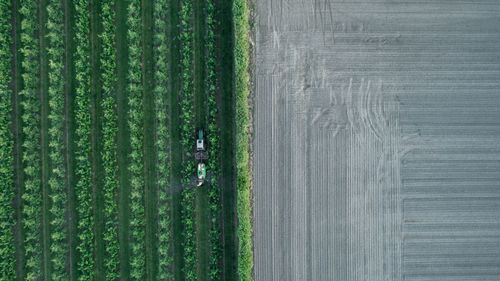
[{"xmin": 253, "ymin": 1, "xmax": 500, "ymax": 280}]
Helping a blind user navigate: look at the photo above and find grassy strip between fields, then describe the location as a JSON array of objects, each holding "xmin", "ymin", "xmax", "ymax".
[
  {"xmin": 100, "ymin": 1, "xmax": 120, "ymax": 279},
  {"xmin": 179, "ymin": 0, "xmax": 197, "ymax": 279},
  {"xmin": 204, "ymin": 0, "xmax": 224, "ymax": 279},
  {"xmin": 0, "ymin": 0, "xmax": 15, "ymax": 279},
  {"xmin": 46, "ymin": 0, "xmax": 69, "ymax": 279},
  {"xmin": 73, "ymin": 0, "xmax": 95, "ymax": 280},
  {"xmin": 153, "ymin": 0, "xmax": 174, "ymax": 279},
  {"xmin": 127, "ymin": 0, "xmax": 146, "ymax": 280},
  {"xmin": 233, "ymin": 0, "xmax": 253, "ymax": 280},
  {"xmin": 19, "ymin": 0, "xmax": 43, "ymax": 280}
]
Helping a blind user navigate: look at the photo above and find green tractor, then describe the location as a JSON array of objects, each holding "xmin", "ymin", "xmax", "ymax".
[{"xmin": 195, "ymin": 129, "xmax": 208, "ymax": 187}]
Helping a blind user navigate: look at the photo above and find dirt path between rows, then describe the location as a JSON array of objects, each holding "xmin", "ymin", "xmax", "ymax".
[
  {"xmin": 89, "ymin": 0, "xmax": 105, "ymax": 280},
  {"xmin": 38, "ymin": 0, "xmax": 51, "ymax": 279},
  {"xmin": 11, "ymin": 0, "xmax": 24, "ymax": 279},
  {"xmin": 63, "ymin": 0, "xmax": 77, "ymax": 279}
]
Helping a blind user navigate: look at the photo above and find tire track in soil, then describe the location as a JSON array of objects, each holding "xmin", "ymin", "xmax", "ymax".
[
  {"xmin": 39, "ymin": 0, "xmax": 51, "ymax": 279},
  {"xmin": 63, "ymin": 0, "xmax": 77, "ymax": 279},
  {"xmin": 115, "ymin": 0, "xmax": 131, "ymax": 279},
  {"xmin": 142, "ymin": 0, "xmax": 157, "ymax": 279},
  {"xmin": 193, "ymin": 0, "xmax": 209, "ymax": 278},
  {"xmin": 169, "ymin": 0, "xmax": 185, "ymax": 279},
  {"xmin": 89, "ymin": 0, "xmax": 105, "ymax": 279},
  {"xmin": 11, "ymin": 0, "xmax": 24, "ymax": 278}
]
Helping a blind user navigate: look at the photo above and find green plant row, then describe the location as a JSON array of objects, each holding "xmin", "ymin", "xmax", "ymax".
[
  {"xmin": 204, "ymin": 0, "xmax": 223, "ymax": 279},
  {"xmin": 127, "ymin": 0, "xmax": 146, "ymax": 279},
  {"xmin": 179, "ymin": 0, "xmax": 196, "ymax": 280},
  {"xmin": 153, "ymin": 0, "xmax": 173, "ymax": 279},
  {"xmin": 233, "ymin": 0, "xmax": 253, "ymax": 280},
  {"xmin": 100, "ymin": 1, "xmax": 120, "ymax": 279},
  {"xmin": 19, "ymin": 0, "xmax": 43, "ymax": 280},
  {"xmin": 73, "ymin": 0, "xmax": 94, "ymax": 280},
  {"xmin": 0, "ymin": 0, "xmax": 15, "ymax": 279},
  {"xmin": 46, "ymin": 0, "xmax": 68, "ymax": 279}
]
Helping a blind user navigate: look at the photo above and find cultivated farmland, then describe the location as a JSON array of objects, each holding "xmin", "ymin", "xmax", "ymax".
[
  {"xmin": 1, "ymin": 0, "xmax": 244, "ymax": 280},
  {"xmin": 254, "ymin": 0, "xmax": 500, "ymax": 281}
]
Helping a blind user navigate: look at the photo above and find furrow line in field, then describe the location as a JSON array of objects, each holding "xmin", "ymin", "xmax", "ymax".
[
  {"xmin": 63, "ymin": 0, "xmax": 77, "ymax": 279},
  {"xmin": 142, "ymin": 0, "xmax": 156, "ymax": 279},
  {"xmin": 39, "ymin": 0, "xmax": 51, "ymax": 278},
  {"xmin": 89, "ymin": 0, "xmax": 105, "ymax": 279},
  {"xmin": 11, "ymin": 0, "xmax": 25, "ymax": 278}
]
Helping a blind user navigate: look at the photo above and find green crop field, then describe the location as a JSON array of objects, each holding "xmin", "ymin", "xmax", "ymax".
[{"xmin": 0, "ymin": 0, "xmax": 253, "ymax": 280}]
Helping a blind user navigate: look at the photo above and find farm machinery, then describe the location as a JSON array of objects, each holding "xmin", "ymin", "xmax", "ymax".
[{"xmin": 195, "ymin": 129, "xmax": 208, "ymax": 187}]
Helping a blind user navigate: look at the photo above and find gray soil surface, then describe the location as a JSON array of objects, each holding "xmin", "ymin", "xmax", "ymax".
[{"xmin": 253, "ymin": 1, "xmax": 500, "ymax": 280}]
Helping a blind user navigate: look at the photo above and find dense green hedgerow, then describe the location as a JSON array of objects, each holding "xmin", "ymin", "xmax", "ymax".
[
  {"xmin": 204, "ymin": 0, "xmax": 223, "ymax": 279},
  {"xmin": 0, "ymin": 0, "xmax": 15, "ymax": 279},
  {"xmin": 179, "ymin": 0, "xmax": 197, "ymax": 279},
  {"xmin": 233, "ymin": 0, "xmax": 253, "ymax": 279},
  {"xmin": 46, "ymin": 0, "xmax": 69, "ymax": 279},
  {"xmin": 127, "ymin": 0, "xmax": 146, "ymax": 279},
  {"xmin": 73, "ymin": 0, "xmax": 95, "ymax": 280},
  {"xmin": 100, "ymin": 0, "xmax": 120, "ymax": 279},
  {"xmin": 153, "ymin": 0, "xmax": 173, "ymax": 279},
  {"xmin": 19, "ymin": 0, "xmax": 43, "ymax": 280}
]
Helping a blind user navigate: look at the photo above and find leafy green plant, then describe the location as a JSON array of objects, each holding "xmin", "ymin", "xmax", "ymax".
[
  {"xmin": 100, "ymin": 1, "xmax": 120, "ymax": 279},
  {"xmin": 204, "ymin": 0, "xmax": 223, "ymax": 279},
  {"xmin": 153, "ymin": 0, "xmax": 174, "ymax": 279},
  {"xmin": 0, "ymin": 0, "xmax": 15, "ymax": 279},
  {"xmin": 46, "ymin": 0, "xmax": 69, "ymax": 279},
  {"xmin": 127, "ymin": 0, "xmax": 146, "ymax": 279},
  {"xmin": 73, "ymin": 0, "xmax": 95, "ymax": 280},
  {"xmin": 19, "ymin": 0, "xmax": 43, "ymax": 280},
  {"xmin": 233, "ymin": 0, "xmax": 253, "ymax": 279},
  {"xmin": 178, "ymin": 0, "xmax": 197, "ymax": 279}
]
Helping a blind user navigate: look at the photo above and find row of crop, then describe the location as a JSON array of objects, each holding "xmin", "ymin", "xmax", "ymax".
[
  {"xmin": 73, "ymin": 0, "xmax": 95, "ymax": 280},
  {"xmin": 153, "ymin": 0, "xmax": 173, "ymax": 279},
  {"xmin": 100, "ymin": 1, "xmax": 120, "ymax": 280},
  {"xmin": 179, "ymin": 0, "xmax": 197, "ymax": 279},
  {"xmin": 233, "ymin": 0, "xmax": 253, "ymax": 280},
  {"xmin": 204, "ymin": 0, "xmax": 223, "ymax": 279},
  {"xmin": 46, "ymin": 0, "xmax": 69, "ymax": 279},
  {"xmin": 19, "ymin": 0, "xmax": 43, "ymax": 280},
  {"xmin": 127, "ymin": 0, "xmax": 146, "ymax": 280},
  {"xmin": 0, "ymin": 0, "xmax": 15, "ymax": 279}
]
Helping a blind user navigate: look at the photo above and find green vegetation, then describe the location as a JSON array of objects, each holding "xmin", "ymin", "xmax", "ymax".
[
  {"xmin": 73, "ymin": 0, "xmax": 95, "ymax": 280},
  {"xmin": 7, "ymin": 1, "xmax": 243, "ymax": 280},
  {"xmin": 100, "ymin": 0, "xmax": 120, "ymax": 279},
  {"xmin": 127, "ymin": 0, "xmax": 146, "ymax": 279},
  {"xmin": 153, "ymin": 0, "xmax": 173, "ymax": 279},
  {"xmin": 233, "ymin": 0, "xmax": 253, "ymax": 279},
  {"xmin": 0, "ymin": 0, "xmax": 15, "ymax": 279},
  {"xmin": 46, "ymin": 0, "xmax": 68, "ymax": 279},
  {"xmin": 179, "ymin": 0, "xmax": 197, "ymax": 279},
  {"xmin": 19, "ymin": 0, "xmax": 43, "ymax": 280},
  {"xmin": 204, "ymin": 0, "xmax": 223, "ymax": 279}
]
